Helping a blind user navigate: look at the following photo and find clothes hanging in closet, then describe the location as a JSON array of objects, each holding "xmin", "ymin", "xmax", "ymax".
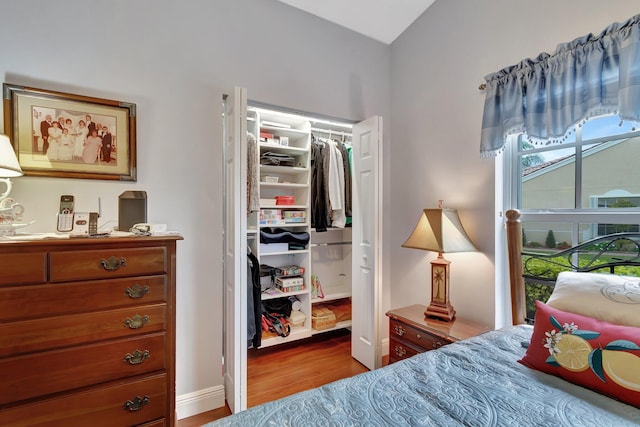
[
  {"xmin": 310, "ymin": 138, "xmax": 330, "ymax": 231},
  {"xmin": 344, "ymin": 143, "xmax": 353, "ymax": 225},
  {"xmin": 337, "ymin": 140, "xmax": 352, "ymax": 220},
  {"xmin": 327, "ymin": 138, "xmax": 346, "ymax": 228},
  {"xmin": 247, "ymin": 132, "xmax": 259, "ymax": 214},
  {"xmin": 311, "ymin": 135, "xmax": 352, "ymax": 231},
  {"xmin": 247, "ymin": 249, "xmax": 261, "ymax": 348}
]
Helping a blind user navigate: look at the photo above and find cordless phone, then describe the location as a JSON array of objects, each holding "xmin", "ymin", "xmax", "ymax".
[
  {"xmin": 57, "ymin": 195, "xmax": 75, "ymax": 232},
  {"xmin": 88, "ymin": 212, "xmax": 99, "ymax": 235}
]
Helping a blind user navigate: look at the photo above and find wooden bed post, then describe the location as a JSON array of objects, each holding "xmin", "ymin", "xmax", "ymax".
[{"xmin": 506, "ymin": 209, "xmax": 526, "ymax": 325}]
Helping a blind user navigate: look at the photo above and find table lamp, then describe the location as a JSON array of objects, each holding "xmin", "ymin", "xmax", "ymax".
[
  {"xmin": 0, "ymin": 134, "xmax": 23, "ymax": 200},
  {"xmin": 402, "ymin": 200, "xmax": 476, "ymax": 321}
]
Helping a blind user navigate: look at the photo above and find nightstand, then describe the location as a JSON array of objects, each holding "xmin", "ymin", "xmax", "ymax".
[{"xmin": 386, "ymin": 304, "xmax": 491, "ymax": 364}]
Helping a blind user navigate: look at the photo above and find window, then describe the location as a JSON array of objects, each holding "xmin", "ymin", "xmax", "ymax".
[{"xmin": 507, "ymin": 114, "xmax": 640, "ymax": 248}]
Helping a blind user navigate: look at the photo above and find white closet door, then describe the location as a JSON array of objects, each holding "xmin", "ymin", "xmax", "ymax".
[
  {"xmin": 223, "ymin": 86, "xmax": 248, "ymax": 413},
  {"xmin": 351, "ymin": 116, "xmax": 383, "ymax": 370}
]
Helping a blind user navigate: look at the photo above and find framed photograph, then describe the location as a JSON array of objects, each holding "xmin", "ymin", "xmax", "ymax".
[{"xmin": 3, "ymin": 83, "xmax": 136, "ymax": 181}]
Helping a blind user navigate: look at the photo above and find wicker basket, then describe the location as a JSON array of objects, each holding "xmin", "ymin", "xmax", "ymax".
[{"xmin": 311, "ymin": 306, "xmax": 336, "ymax": 330}]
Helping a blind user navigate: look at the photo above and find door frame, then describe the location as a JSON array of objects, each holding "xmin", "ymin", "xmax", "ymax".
[{"xmin": 223, "ymin": 89, "xmax": 383, "ymax": 411}]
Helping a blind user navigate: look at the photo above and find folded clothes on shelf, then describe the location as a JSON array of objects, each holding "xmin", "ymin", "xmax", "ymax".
[
  {"xmin": 260, "ymin": 228, "xmax": 310, "ymax": 245},
  {"xmin": 260, "ymin": 152, "xmax": 296, "ymax": 167}
]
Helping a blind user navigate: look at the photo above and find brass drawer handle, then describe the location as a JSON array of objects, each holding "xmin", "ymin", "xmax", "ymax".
[
  {"xmin": 125, "ymin": 284, "xmax": 150, "ymax": 299},
  {"xmin": 394, "ymin": 324, "xmax": 406, "ymax": 336},
  {"xmin": 416, "ymin": 334, "xmax": 422, "ymax": 340},
  {"xmin": 124, "ymin": 349, "xmax": 150, "ymax": 365},
  {"xmin": 394, "ymin": 345, "xmax": 407, "ymax": 357},
  {"xmin": 100, "ymin": 256, "xmax": 126, "ymax": 271},
  {"xmin": 124, "ymin": 314, "xmax": 149, "ymax": 329},
  {"xmin": 433, "ymin": 341, "xmax": 444, "ymax": 349},
  {"xmin": 123, "ymin": 395, "xmax": 150, "ymax": 412}
]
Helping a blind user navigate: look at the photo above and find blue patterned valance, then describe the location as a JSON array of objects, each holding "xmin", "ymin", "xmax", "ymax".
[{"xmin": 480, "ymin": 14, "xmax": 640, "ymax": 157}]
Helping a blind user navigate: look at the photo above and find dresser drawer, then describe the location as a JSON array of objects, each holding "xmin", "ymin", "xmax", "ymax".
[
  {"xmin": 50, "ymin": 247, "xmax": 167, "ymax": 282},
  {"xmin": 0, "ymin": 332, "xmax": 166, "ymax": 405},
  {"xmin": 390, "ymin": 318, "xmax": 448, "ymax": 351},
  {"xmin": 0, "ymin": 304, "xmax": 166, "ymax": 357},
  {"xmin": 389, "ymin": 338, "xmax": 421, "ymax": 363},
  {"xmin": 0, "ymin": 276, "xmax": 167, "ymax": 321},
  {"xmin": 0, "ymin": 252, "xmax": 46, "ymax": 285},
  {"xmin": 0, "ymin": 374, "xmax": 167, "ymax": 427}
]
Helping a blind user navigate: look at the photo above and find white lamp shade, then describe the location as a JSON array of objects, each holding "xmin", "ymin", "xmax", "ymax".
[
  {"xmin": 0, "ymin": 134, "xmax": 23, "ymax": 177},
  {"xmin": 402, "ymin": 208, "xmax": 477, "ymax": 253}
]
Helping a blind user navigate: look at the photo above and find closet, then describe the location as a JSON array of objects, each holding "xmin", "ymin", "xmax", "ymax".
[
  {"xmin": 223, "ymin": 87, "xmax": 382, "ymax": 413},
  {"xmin": 245, "ymin": 106, "xmax": 356, "ymax": 349}
]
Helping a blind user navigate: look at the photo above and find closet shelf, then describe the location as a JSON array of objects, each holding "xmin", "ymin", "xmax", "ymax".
[
  {"xmin": 260, "ymin": 182, "xmax": 307, "ymax": 189},
  {"xmin": 311, "ymin": 320, "xmax": 352, "ymax": 335},
  {"xmin": 262, "ymin": 287, "xmax": 309, "ymax": 301},
  {"xmin": 260, "ymin": 125, "xmax": 310, "ymax": 137},
  {"xmin": 310, "ymin": 241, "xmax": 351, "ymax": 247},
  {"xmin": 260, "ymin": 327, "xmax": 312, "ymax": 348},
  {"xmin": 259, "ymin": 249, "xmax": 310, "ymax": 256},
  {"xmin": 259, "ymin": 223, "xmax": 310, "ymax": 229},
  {"xmin": 260, "ymin": 165, "xmax": 309, "ymax": 174},
  {"xmin": 259, "ymin": 143, "xmax": 308, "ymax": 154},
  {"xmin": 259, "ymin": 204, "xmax": 307, "ymax": 210},
  {"xmin": 312, "ymin": 291, "xmax": 351, "ymax": 303}
]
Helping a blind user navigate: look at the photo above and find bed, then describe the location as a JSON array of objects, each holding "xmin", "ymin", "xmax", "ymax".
[{"xmin": 207, "ymin": 210, "xmax": 640, "ymax": 426}]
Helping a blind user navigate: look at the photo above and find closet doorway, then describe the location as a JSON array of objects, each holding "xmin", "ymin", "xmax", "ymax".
[{"xmin": 223, "ymin": 87, "xmax": 383, "ymax": 413}]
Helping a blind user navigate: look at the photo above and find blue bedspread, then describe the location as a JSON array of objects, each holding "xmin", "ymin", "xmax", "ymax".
[{"xmin": 206, "ymin": 326, "xmax": 640, "ymax": 426}]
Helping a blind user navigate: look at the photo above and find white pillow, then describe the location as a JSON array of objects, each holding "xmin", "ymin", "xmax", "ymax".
[{"xmin": 546, "ymin": 271, "xmax": 640, "ymax": 327}]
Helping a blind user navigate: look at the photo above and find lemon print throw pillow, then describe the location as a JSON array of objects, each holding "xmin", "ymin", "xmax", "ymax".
[{"xmin": 520, "ymin": 301, "xmax": 640, "ymax": 408}]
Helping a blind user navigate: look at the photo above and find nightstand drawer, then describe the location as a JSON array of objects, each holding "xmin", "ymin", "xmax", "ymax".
[
  {"xmin": 389, "ymin": 338, "xmax": 421, "ymax": 362},
  {"xmin": 386, "ymin": 305, "xmax": 491, "ymax": 365},
  {"xmin": 390, "ymin": 318, "xmax": 448, "ymax": 351}
]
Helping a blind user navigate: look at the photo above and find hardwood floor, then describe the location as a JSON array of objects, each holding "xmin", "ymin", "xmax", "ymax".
[{"xmin": 178, "ymin": 329, "xmax": 370, "ymax": 426}]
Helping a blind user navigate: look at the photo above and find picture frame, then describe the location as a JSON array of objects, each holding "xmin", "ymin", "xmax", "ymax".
[{"xmin": 2, "ymin": 83, "xmax": 136, "ymax": 181}]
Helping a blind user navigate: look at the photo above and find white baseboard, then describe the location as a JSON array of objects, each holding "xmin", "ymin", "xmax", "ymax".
[{"xmin": 176, "ymin": 385, "xmax": 225, "ymax": 420}]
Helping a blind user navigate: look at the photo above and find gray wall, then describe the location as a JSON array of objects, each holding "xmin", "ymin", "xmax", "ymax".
[
  {"xmin": 390, "ymin": 0, "xmax": 639, "ymax": 326},
  {"xmin": 0, "ymin": 0, "xmax": 390, "ymax": 417}
]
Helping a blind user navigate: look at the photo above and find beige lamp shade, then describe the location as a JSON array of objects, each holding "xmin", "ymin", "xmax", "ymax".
[
  {"xmin": 0, "ymin": 134, "xmax": 23, "ymax": 177},
  {"xmin": 402, "ymin": 208, "xmax": 476, "ymax": 253}
]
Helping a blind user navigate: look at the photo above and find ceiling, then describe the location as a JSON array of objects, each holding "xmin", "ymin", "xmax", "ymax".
[{"xmin": 277, "ymin": 0, "xmax": 436, "ymax": 45}]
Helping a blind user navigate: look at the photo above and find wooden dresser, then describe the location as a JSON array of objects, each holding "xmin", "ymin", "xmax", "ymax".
[
  {"xmin": 0, "ymin": 235, "xmax": 181, "ymax": 427},
  {"xmin": 386, "ymin": 304, "xmax": 490, "ymax": 364}
]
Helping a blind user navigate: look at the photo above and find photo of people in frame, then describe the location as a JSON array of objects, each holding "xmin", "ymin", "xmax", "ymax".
[{"xmin": 31, "ymin": 107, "xmax": 117, "ymax": 166}]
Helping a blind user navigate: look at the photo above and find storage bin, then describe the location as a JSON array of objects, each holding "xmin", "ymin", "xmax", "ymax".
[
  {"xmin": 260, "ymin": 198, "xmax": 277, "ymax": 206},
  {"xmin": 312, "ymin": 305, "xmax": 336, "ymax": 330},
  {"xmin": 276, "ymin": 276, "xmax": 305, "ymax": 292},
  {"xmin": 275, "ymin": 265, "xmax": 305, "ymax": 276},
  {"xmin": 275, "ymin": 196, "xmax": 295, "ymax": 205},
  {"xmin": 325, "ymin": 299, "xmax": 351, "ymax": 322},
  {"xmin": 288, "ymin": 309, "xmax": 306, "ymax": 326}
]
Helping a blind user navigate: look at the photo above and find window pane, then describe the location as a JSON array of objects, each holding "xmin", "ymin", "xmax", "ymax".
[
  {"xmin": 581, "ymin": 138, "xmax": 640, "ymax": 209},
  {"xmin": 582, "ymin": 114, "xmax": 636, "ymax": 139},
  {"xmin": 521, "ymin": 221, "xmax": 573, "ymax": 249},
  {"xmin": 521, "ymin": 148, "xmax": 575, "ymax": 209}
]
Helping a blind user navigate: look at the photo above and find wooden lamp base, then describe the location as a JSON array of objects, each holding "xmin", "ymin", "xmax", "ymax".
[
  {"xmin": 424, "ymin": 253, "xmax": 456, "ymax": 321},
  {"xmin": 424, "ymin": 302, "xmax": 456, "ymax": 321}
]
